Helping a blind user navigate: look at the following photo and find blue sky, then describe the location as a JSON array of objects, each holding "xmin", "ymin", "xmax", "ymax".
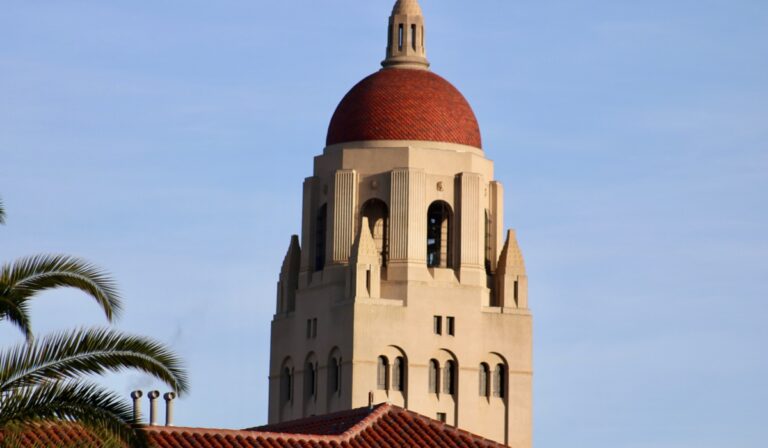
[{"xmin": 1, "ymin": 1, "xmax": 767, "ymax": 446}]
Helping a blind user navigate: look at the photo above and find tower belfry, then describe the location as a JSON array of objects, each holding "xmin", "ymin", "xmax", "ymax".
[{"xmin": 268, "ymin": 2, "xmax": 532, "ymax": 447}]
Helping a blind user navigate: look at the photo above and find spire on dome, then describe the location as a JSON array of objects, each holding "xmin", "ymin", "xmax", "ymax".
[{"xmin": 382, "ymin": 0, "xmax": 430, "ymax": 70}]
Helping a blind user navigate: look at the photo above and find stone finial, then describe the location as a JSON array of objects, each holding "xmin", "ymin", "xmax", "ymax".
[
  {"xmin": 349, "ymin": 218, "xmax": 382, "ymax": 299},
  {"xmin": 277, "ymin": 235, "xmax": 301, "ymax": 313},
  {"xmin": 494, "ymin": 230, "xmax": 528, "ymax": 309},
  {"xmin": 497, "ymin": 230, "xmax": 526, "ymax": 276},
  {"xmin": 382, "ymin": 0, "xmax": 430, "ymax": 70}
]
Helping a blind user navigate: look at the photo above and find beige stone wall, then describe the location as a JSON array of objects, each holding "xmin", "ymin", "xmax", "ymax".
[{"xmin": 268, "ymin": 140, "xmax": 531, "ymax": 447}]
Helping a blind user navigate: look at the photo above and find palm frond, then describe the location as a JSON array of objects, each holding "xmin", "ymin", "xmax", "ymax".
[
  {"xmin": 0, "ymin": 327, "xmax": 189, "ymax": 396},
  {"xmin": 0, "ymin": 380, "xmax": 148, "ymax": 448},
  {"xmin": 0, "ymin": 296, "xmax": 32, "ymax": 340},
  {"xmin": 0, "ymin": 196, "xmax": 5, "ymax": 224},
  {"xmin": 0, "ymin": 255, "xmax": 122, "ymax": 338}
]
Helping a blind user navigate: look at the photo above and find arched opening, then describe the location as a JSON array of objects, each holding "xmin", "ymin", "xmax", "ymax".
[
  {"xmin": 443, "ymin": 360, "xmax": 456, "ymax": 395},
  {"xmin": 281, "ymin": 367, "xmax": 293, "ymax": 403},
  {"xmin": 305, "ymin": 360, "xmax": 317, "ymax": 399},
  {"xmin": 361, "ymin": 199, "xmax": 389, "ymax": 266},
  {"xmin": 428, "ymin": 359, "xmax": 440, "ymax": 394},
  {"xmin": 329, "ymin": 357, "xmax": 340, "ymax": 395},
  {"xmin": 315, "ymin": 204, "xmax": 327, "ymax": 271},
  {"xmin": 493, "ymin": 363, "xmax": 506, "ymax": 398},
  {"xmin": 393, "ymin": 356, "xmax": 405, "ymax": 392},
  {"xmin": 427, "ymin": 201, "xmax": 453, "ymax": 268},
  {"xmin": 377, "ymin": 356, "xmax": 389, "ymax": 390},
  {"xmin": 479, "ymin": 363, "xmax": 490, "ymax": 397}
]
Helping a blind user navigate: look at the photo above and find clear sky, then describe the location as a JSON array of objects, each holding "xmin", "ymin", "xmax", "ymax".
[{"xmin": 1, "ymin": 1, "xmax": 767, "ymax": 447}]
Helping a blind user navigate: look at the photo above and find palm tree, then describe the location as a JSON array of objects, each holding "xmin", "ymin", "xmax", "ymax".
[
  {"xmin": 1, "ymin": 255, "xmax": 122, "ymax": 340},
  {"xmin": 0, "ymin": 196, "xmax": 5, "ymax": 224},
  {"xmin": 0, "ymin": 328, "xmax": 189, "ymax": 447},
  {"xmin": 0, "ymin": 197, "xmax": 190, "ymax": 447}
]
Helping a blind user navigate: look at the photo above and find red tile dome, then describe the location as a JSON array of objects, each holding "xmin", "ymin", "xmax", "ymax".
[{"xmin": 326, "ymin": 68, "xmax": 482, "ymax": 149}]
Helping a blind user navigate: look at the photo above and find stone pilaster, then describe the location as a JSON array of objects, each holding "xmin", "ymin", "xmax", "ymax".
[
  {"xmin": 331, "ymin": 170, "xmax": 358, "ymax": 264},
  {"xmin": 458, "ymin": 172, "xmax": 485, "ymax": 285},
  {"xmin": 299, "ymin": 177, "xmax": 317, "ymax": 287},
  {"xmin": 389, "ymin": 168, "xmax": 427, "ymax": 280}
]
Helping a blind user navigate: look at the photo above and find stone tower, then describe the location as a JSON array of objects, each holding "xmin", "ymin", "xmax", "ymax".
[{"xmin": 268, "ymin": 1, "xmax": 532, "ymax": 446}]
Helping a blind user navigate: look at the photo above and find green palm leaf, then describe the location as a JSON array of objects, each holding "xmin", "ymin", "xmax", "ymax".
[
  {"xmin": 0, "ymin": 255, "xmax": 122, "ymax": 339},
  {"xmin": 0, "ymin": 327, "xmax": 189, "ymax": 396},
  {"xmin": 0, "ymin": 380, "xmax": 148, "ymax": 448},
  {"xmin": 0, "ymin": 196, "xmax": 5, "ymax": 224}
]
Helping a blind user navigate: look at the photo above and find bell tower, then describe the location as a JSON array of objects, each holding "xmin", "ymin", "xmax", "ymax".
[{"xmin": 268, "ymin": 2, "xmax": 532, "ymax": 447}]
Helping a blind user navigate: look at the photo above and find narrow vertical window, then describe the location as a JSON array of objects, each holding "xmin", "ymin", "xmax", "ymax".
[
  {"xmin": 312, "ymin": 318, "xmax": 318, "ymax": 338},
  {"xmin": 447, "ymin": 316, "xmax": 455, "ymax": 336},
  {"xmin": 393, "ymin": 357, "xmax": 405, "ymax": 392},
  {"xmin": 281, "ymin": 367, "xmax": 293, "ymax": 402},
  {"xmin": 398, "ymin": 24, "xmax": 404, "ymax": 50},
  {"xmin": 306, "ymin": 362, "xmax": 316, "ymax": 399},
  {"xmin": 330, "ymin": 358, "xmax": 340, "ymax": 393},
  {"xmin": 306, "ymin": 319, "xmax": 312, "ymax": 339},
  {"xmin": 479, "ymin": 363, "xmax": 490, "ymax": 397},
  {"xmin": 428, "ymin": 359, "xmax": 439, "ymax": 393},
  {"xmin": 377, "ymin": 356, "xmax": 389, "ymax": 390},
  {"xmin": 485, "ymin": 210, "xmax": 493, "ymax": 275},
  {"xmin": 514, "ymin": 279, "xmax": 519, "ymax": 305},
  {"xmin": 361, "ymin": 199, "xmax": 389, "ymax": 266},
  {"xmin": 433, "ymin": 316, "xmax": 442, "ymax": 335},
  {"xmin": 411, "ymin": 24, "xmax": 417, "ymax": 50},
  {"xmin": 493, "ymin": 364, "xmax": 506, "ymax": 398},
  {"xmin": 427, "ymin": 201, "xmax": 452, "ymax": 268},
  {"xmin": 315, "ymin": 204, "xmax": 327, "ymax": 271},
  {"xmin": 443, "ymin": 361, "xmax": 456, "ymax": 395}
]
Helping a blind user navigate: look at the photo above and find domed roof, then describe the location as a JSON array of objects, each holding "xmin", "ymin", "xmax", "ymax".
[{"xmin": 326, "ymin": 68, "xmax": 482, "ymax": 149}]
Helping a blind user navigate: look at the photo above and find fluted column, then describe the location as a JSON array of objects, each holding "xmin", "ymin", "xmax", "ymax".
[
  {"xmin": 459, "ymin": 172, "xmax": 485, "ymax": 285},
  {"xmin": 389, "ymin": 168, "xmax": 427, "ymax": 280},
  {"xmin": 331, "ymin": 170, "xmax": 358, "ymax": 264}
]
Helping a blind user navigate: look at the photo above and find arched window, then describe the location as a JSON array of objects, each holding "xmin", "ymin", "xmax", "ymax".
[
  {"xmin": 315, "ymin": 204, "xmax": 327, "ymax": 271},
  {"xmin": 281, "ymin": 367, "xmax": 293, "ymax": 403},
  {"xmin": 377, "ymin": 356, "xmax": 389, "ymax": 390},
  {"xmin": 428, "ymin": 359, "xmax": 439, "ymax": 394},
  {"xmin": 361, "ymin": 199, "xmax": 389, "ymax": 266},
  {"xmin": 427, "ymin": 201, "xmax": 453, "ymax": 268},
  {"xmin": 493, "ymin": 363, "xmax": 506, "ymax": 398},
  {"xmin": 479, "ymin": 363, "xmax": 490, "ymax": 397},
  {"xmin": 305, "ymin": 362, "xmax": 317, "ymax": 399},
  {"xmin": 329, "ymin": 357, "xmax": 340, "ymax": 394},
  {"xmin": 393, "ymin": 356, "xmax": 405, "ymax": 392},
  {"xmin": 443, "ymin": 360, "xmax": 456, "ymax": 395}
]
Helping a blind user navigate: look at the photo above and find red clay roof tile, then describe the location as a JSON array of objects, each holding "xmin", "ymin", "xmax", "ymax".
[
  {"xmin": 326, "ymin": 69, "xmax": 482, "ymax": 149},
  {"xmin": 0, "ymin": 404, "xmax": 506, "ymax": 448}
]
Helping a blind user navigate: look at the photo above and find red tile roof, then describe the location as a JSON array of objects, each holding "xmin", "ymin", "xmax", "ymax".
[
  {"xmin": 327, "ymin": 68, "xmax": 483, "ymax": 149},
  {"xmin": 0, "ymin": 404, "xmax": 507, "ymax": 448}
]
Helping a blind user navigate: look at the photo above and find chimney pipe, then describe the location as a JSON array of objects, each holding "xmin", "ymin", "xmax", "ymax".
[
  {"xmin": 163, "ymin": 392, "xmax": 177, "ymax": 427},
  {"xmin": 147, "ymin": 390, "xmax": 160, "ymax": 426},
  {"xmin": 130, "ymin": 390, "xmax": 143, "ymax": 424}
]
